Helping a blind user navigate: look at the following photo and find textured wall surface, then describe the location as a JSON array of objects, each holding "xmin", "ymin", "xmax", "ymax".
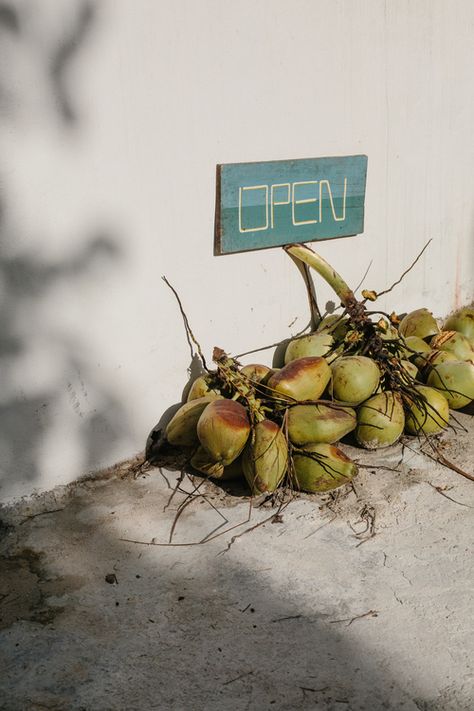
[{"xmin": 1, "ymin": 0, "xmax": 473, "ymax": 501}]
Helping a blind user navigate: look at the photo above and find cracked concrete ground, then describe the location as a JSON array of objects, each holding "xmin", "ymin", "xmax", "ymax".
[{"xmin": 1, "ymin": 415, "xmax": 474, "ymax": 711}]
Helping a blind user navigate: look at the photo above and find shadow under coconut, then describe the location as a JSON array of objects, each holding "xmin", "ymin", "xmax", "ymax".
[
  {"xmin": 145, "ymin": 361, "xmax": 254, "ymax": 499},
  {"xmin": 459, "ymin": 399, "xmax": 474, "ymax": 416},
  {"xmin": 145, "ymin": 426, "xmax": 253, "ymax": 499}
]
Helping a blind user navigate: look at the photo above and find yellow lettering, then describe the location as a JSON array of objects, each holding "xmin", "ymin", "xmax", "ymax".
[
  {"xmin": 319, "ymin": 178, "xmax": 347, "ymax": 222},
  {"xmin": 270, "ymin": 183, "xmax": 290, "ymax": 228},
  {"xmin": 292, "ymin": 181, "xmax": 318, "ymax": 226},
  {"xmin": 238, "ymin": 185, "xmax": 269, "ymax": 233}
]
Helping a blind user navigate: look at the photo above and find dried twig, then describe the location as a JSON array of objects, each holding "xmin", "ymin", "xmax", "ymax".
[
  {"xmin": 350, "ymin": 504, "xmax": 376, "ymax": 546},
  {"xmin": 303, "ymin": 515, "xmax": 337, "ymax": 540},
  {"xmin": 420, "ymin": 442, "xmax": 474, "ymax": 483},
  {"xmin": 222, "ymin": 671, "xmax": 253, "ymax": 686},
  {"xmin": 233, "ymin": 321, "xmax": 311, "ymax": 360},
  {"xmin": 168, "ymin": 491, "xmax": 202, "ymax": 543},
  {"xmin": 19, "ymin": 508, "xmax": 64, "ymax": 525},
  {"xmin": 426, "ymin": 482, "xmax": 474, "ymax": 508},
  {"xmin": 163, "ymin": 471, "xmax": 185, "ymax": 512},
  {"xmin": 374, "ymin": 239, "xmax": 432, "ymax": 299},
  {"xmin": 120, "ymin": 499, "xmax": 254, "ymax": 549},
  {"xmin": 162, "ymin": 276, "xmax": 208, "ymax": 371},
  {"xmin": 217, "ymin": 500, "xmax": 291, "ymax": 556},
  {"xmin": 330, "ymin": 609, "xmax": 379, "ymax": 625},
  {"xmin": 354, "ymin": 259, "xmax": 373, "ymax": 293},
  {"xmin": 271, "ymin": 614, "xmax": 302, "ymax": 623}
]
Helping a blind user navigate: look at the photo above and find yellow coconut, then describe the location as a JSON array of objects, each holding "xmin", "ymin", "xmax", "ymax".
[
  {"xmin": 292, "ymin": 443, "xmax": 357, "ymax": 493},
  {"xmin": 404, "ymin": 385, "xmax": 449, "ymax": 435},
  {"xmin": 356, "ymin": 392, "xmax": 405, "ymax": 449}
]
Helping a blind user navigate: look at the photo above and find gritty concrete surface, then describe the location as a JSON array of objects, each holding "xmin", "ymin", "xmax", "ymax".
[{"xmin": 1, "ymin": 416, "xmax": 474, "ymax": 711}]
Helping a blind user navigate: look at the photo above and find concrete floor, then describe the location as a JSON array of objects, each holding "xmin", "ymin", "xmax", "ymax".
[{"xmin": 1, "ymin": 415, "xmax": 474, "ymax": 711}]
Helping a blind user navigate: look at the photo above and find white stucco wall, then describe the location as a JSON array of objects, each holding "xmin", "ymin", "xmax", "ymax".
[{"xmin": 1, "ymin": 0, "xmax": 473, "ymax": 502}]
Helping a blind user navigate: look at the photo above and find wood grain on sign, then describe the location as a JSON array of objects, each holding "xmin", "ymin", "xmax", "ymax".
[{"xmin": 214, "ymin": 155, "xmax": 368, "ymax": 255}]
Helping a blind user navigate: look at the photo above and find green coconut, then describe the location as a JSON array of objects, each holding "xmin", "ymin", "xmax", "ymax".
[
  {"xmin": 402, "ymin": 336, "xmax": 432, "ymax": 368},
  {"xmin": 425, "ymin": 349, "xmax": 458, "ymax": 367},
  {"xmin": 240, "ymin": 363, "xmax": 273, "ymax": 383},
  {"xmin": 284, "ymin": 333, "xmax": 335, "ymax": 364},
  {"xmin": 399, "ymin": 308, "xmax": 440, "ymax": 340},
  {"xmin": 292, "ymin": 443, "xmax": 358, "ymax": 493},
  {"xmin": 356, "ymin": 392, "xmax": 405, "ymax": 449},
  {"xmin": 287, "ymin": 404, "xmax": 356, "ymax": 445},
  {"xmin": 190, "ymin": 446, "xmax": 225, "ymax": 478},
  {"xmin": 197, "ymin": 399, "xmax": 250, "ymax": 466},
  {"xmin": 430, "ymin": 331, "xmax": 474, "ymax": 362},
  {"xmin": 191, "ymin": 448, "xmax": 245, "ymax": 481},
  {"xmin": 330, "ymin": 356, "xmax": 380, "ymax": 405},
  {"xmin": 404, "ymin": 385, "xmax": 450, "ymax": 435},
  {"xmin": 444, "ymin": 306, "xmax": 474, "ymax": 346},
  {"xmin": 267, "ymin": 356, "xmax": 331, "ymax": 401},
  {"xmin": 378, "ymin": 321, "xmax": 400, "ymax": 342},
  {"xmin": 426, "ymin": 360, "xmax": 474, "ymax": 409},
  {"xmin": 317, "ymin": 314, "xmax": 349, "ymax": 340},
  {"xmin": 420, "ymin": 350, "xmax": 457, "ymax": 381},
  {"xmin": 242, "ymin": 420, "xmax": 287, "ymax": 495},
  {"xmin": 400, "ymin": 359, "xmax": 418, "ymax": 380},
  {"xmin": 186, "ymin": 375, "xmax": 221, "ymax": 402},
  {"xmin": 166, "ymin": 395, "xmax": 219, "ymax": 446}
]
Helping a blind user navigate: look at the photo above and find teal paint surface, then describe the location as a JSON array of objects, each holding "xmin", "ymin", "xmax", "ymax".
[{"xmin": 214, "ymin": 155, "xmax": 367, "ymax": 255}]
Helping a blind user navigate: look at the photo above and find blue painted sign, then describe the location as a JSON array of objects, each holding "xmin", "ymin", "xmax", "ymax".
[{"xmin": 214, "ymin": 155, "xmax": 367, "ymax": 255}]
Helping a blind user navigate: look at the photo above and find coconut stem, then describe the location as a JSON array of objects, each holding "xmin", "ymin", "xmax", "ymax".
[
  {"xmin": 284, "ymin": 244, "xmax": 355, "ymax": 308},
  {"xmin": 212, "ymin": 348, "xmax": 266, "ymax": 423},
  {"xmin": 286, "ymin": 251, "xmax": 322, "ymax": 329}
]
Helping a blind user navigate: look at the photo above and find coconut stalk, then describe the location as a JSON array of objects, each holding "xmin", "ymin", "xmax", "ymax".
[
  {"xmin": 285, "ymin": 244, "xmax": 357, "ymax": 310},
  {"xmin": 284, "ymin": 244, "xmax": 394, "ymax": 363},
  {"xmin": 286, "ymin": 250, "xmax": 322, "ymax": 330}
]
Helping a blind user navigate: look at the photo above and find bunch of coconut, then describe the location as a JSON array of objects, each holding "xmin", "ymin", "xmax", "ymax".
[
  {"xmin": 398, "ymin": 305, "xmax": 474, "ymax": 412},
  {"xmin": 162, "ymin": 346, "xmax": 356, "ymax": 496},
  {"xmin": 151, "ymin": 244, "xmax": 474, "ymax": 499},
  {"xmin": 266, "ymin": 310, "xmax": 471, "ymax": 471}
]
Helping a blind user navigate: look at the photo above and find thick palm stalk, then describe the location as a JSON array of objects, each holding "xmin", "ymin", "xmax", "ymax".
[{"xmin": 284, "ymin": 244, "xmax": 356, "ymax": 308}]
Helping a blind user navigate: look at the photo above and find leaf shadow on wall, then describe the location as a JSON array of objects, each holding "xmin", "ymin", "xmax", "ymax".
[
  {"xmin": 0, "ymin": 1, "xmax": 131, "ymax": 493},
  {"xmin": 0, "ymin": 213, "xmax": 130, "ymax": 491}
]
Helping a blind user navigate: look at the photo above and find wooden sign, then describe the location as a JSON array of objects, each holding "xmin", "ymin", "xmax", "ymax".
[{"xmin": 214, "ymin": 155, "xmax": 367, "ymax": 255}]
